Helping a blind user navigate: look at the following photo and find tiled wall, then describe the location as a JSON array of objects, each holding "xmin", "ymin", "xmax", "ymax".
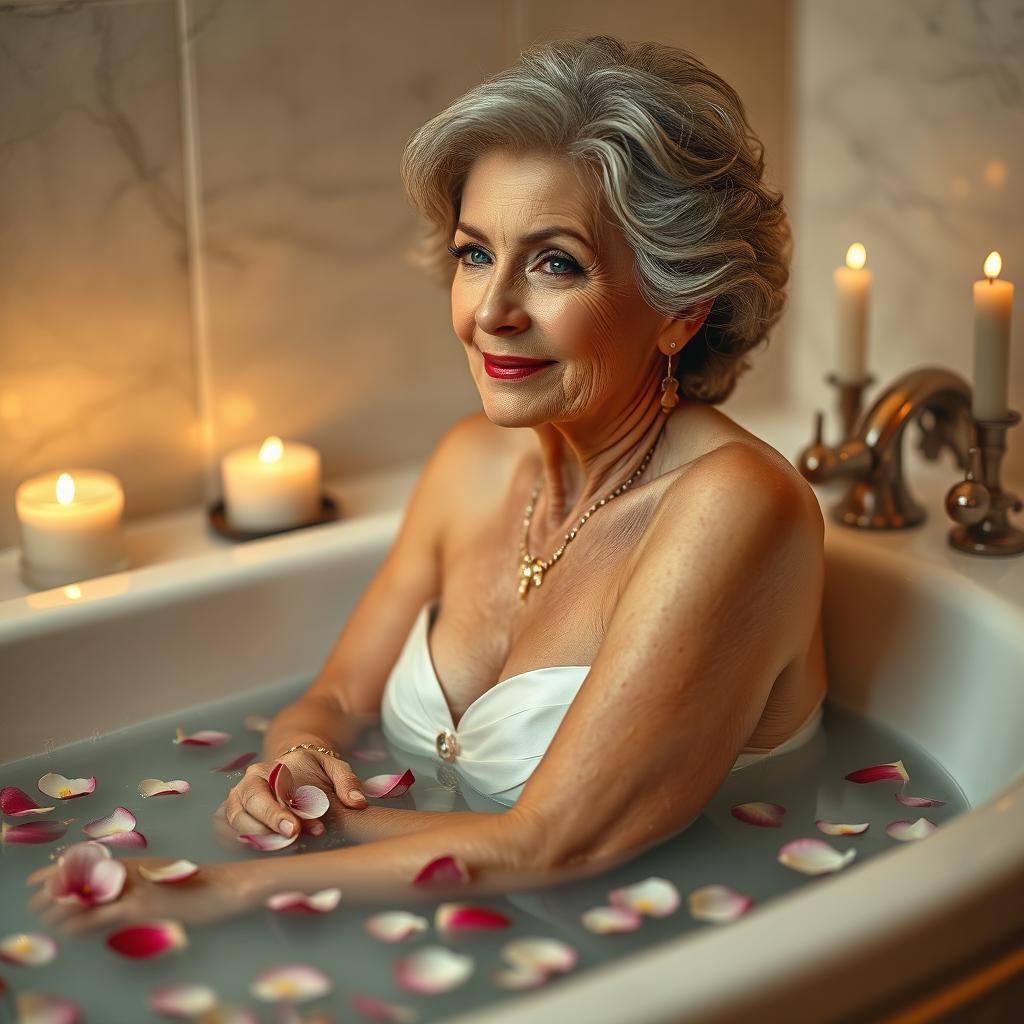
[
  {"xmin": 789, "ymin": 0, "xmax": 1024, "ymax": 485},
  {"xmin": 0, "ymin": 0, "xmax": 788, "ymax": 550}
]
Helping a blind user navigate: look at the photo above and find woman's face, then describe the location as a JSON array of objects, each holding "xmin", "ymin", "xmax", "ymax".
[{"xmin": 450, "ymin": 148, "xmax": 679, "ymax": 429}]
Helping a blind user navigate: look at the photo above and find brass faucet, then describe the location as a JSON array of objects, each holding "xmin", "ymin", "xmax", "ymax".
[{"xmin": 797, "ymin": 366, "xmax": 975, "ymax": 529}]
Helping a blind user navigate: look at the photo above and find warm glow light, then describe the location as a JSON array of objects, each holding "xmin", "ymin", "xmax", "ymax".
[
  {"xmin": 55, "ymin": 473, "xmax": 75, "ymax": 505},
  {"xmin": 984, "ymin": 251, "xmax": 1002, "ymax": 281},
  {"xmin": 845, "ymin": 243, "xmax": 867, "ymax": 270},
  {"xmin": 258, "ymin": 436, "xmax": 284, "ymax": 465},
  {"xmin": 63, "ymin": 585, "xmax": 82, "ymax": 600}
]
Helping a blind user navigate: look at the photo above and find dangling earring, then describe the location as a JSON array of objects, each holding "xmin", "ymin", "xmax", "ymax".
[{"xmin": 660, "ymin": 342, "xmax": 680, "ymax": 412}]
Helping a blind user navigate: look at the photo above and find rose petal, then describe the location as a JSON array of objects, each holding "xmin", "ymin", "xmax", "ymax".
[
  {"xmin": 15, "ymin": 991, "xmax": 81, "ymax": 1024},
  {"xmin": 266, "ymin": 888, "xmax": 342, "ymax": 914},
  {"xmin": 350, "ymin": 749, "xmax": 388, "ymax": 762},
  {"xmin": 138, "ymin": 778, "xmax": 191, "ymax": 798},
  {"xmin": 895, "ymin": 792, "xmax": 946, "ymax": 807},
  {"xmin": 350, "ymin": 993, "xmax": 419, "ymax": 1022},
  {"xmin": 886, "ymin": 817, "xmax": 938, "ymax": 841},
  {"xmin": 580, "ymin": 905, "xmax": 643, "ymax": 934},
  {"xmin": 238, "ymin": 831, "xmax": 297, "ymax": 851},
  {"xmin": 244, "ymin": 715, "xmax": 271, "ymax": 733},
  {"xmin": 492, "ymin": 963, "xmax": 550, "ymax": 990},
  {"xmin": 92, "ymin": 829, "xmax": 148, "ymax": 848},
  {"xmin": 173, "ymin": 728, "xmax": 231, "ymax": 746},
  {"xmin": 290, "ymin": 785, "xmax": 330, "ymax": 820},
  {"xmin": 411, "ymin": 854, "xmax": 470, "ymax": 886},
  {"xmin": 269, "ymin": 762, "xmax": 294, "ymax": 804},
  {"xmin": 0, "ymin": 820, "xmax": 69, "ymax": 845},
  {"xmin": 106, "ymin": 921, "xmax": 187, "ymax": 959},
  {"xmin": 83, "ymin": 806, "xmax": 136, "ymax": 837},
  {"xmin": 435, "ymin": 902, "xmax": 512, "ymax": 934},
  {"xmin": 815, "ymin": 819, "xmax": 870, "ymax": 836},
  {"xmin": 250, "ymin": 963, "xmax": 332, "ymax": 1003},
  {"xmin": 500, "ymin": 937, "xmax": 576, "ymax": 974},
  {"xmin": 844, "ymin": 759, "xmax": 910, "ymax": 784},
  {"xmin": 364, "ymin": 911, "xmax": 429, "ymax": 943},
  {"xmin": 778, "ymin": 837, "xmax": 857, "ymax": 875},
  {"xmin": 730, "ymin": 801, "xmax": 786, "ymax": 827},
  {"xmin": 55, "ymin": 841, "xmax": 126, "ymax": 905},
  {"xmin": 0, "ymin": 786, "xmax": 55, "ymax": 817},
  {"xmin": 149, "ymin": 982, "xmax": 218, "ymax": 1018},
  {"xmin": 687, "ymin": 884, "xmax": 754, "ymax": 924},
  {"xmin": 37, "ymin": 773, "xmax": 95, "ymax": 799},
  {"xmin": 0, "ymin": 933, "xmax": 58, "ymax": 967},
  {"xmin": 212, "ymin": 752, "xmax": 257, "ymax": 773},
  {"xmin": 138, "ymin": 860, "xmax": 200, "ymax": 884},
  {"xmin": 607, "ymin": 877, "xmax": 680, "ymax": 917},
  {"xmin": 363, "ymin": 770, "xmax": 414, "ymax": 799},
  {"xmin": 394, "ymin": 946, "xmax": 474, "ymax": 994}
]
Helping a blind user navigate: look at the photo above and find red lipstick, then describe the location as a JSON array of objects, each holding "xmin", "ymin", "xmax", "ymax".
[{"xmin": 482, "ymin": 351, "xmax": 556, "ymax": 380}]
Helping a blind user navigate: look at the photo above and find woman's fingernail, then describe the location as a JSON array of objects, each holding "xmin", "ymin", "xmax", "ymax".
[
  {"xmin": 311, "ymin": 822, "xmax": 325, "ymax": 835},
  {"xmin": 349, "ymin": 790, "xmax": 366, "ymax": 803},
  {"xmin": 279, "ymin": 820, "xmax": 295, "ymax": 835}
]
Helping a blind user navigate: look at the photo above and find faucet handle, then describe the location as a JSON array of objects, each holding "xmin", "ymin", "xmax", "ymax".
[
  {"xmin": 796, "ymin": 409, "xmax": 838, "ymax": 482},
  {"xmin": 944, "ymin": 447, "xmax": 991, "ymax": 526}
]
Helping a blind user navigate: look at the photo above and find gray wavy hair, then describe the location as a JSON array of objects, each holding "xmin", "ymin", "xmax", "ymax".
[{"xmin": 399, "ymin": 34, "xmax": 791, "ymax": 404}]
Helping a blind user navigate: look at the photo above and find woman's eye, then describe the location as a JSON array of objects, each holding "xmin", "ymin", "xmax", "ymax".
[{"xmin": 446, "ymin": 244, "xmax": 581, "ymax": 277}]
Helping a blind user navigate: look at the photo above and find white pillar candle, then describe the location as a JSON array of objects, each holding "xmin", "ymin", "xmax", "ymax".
[
  {"xmin": 15, "ymin": 469, "xmax": 128, "ymax": 590},
  {"xmin": 220, "ymin": 436, "xmax": 322, "ymax": 533},
  {"xmin": 833, "ymin": 243, "xmax": 873, "ymax": 381},
  {"xmin": 972, "ymin": 251, "xmax": 1014, "ymax": 421}
]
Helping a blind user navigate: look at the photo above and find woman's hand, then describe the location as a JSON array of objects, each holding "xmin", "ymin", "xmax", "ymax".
[
  {"xmin": 26, "ymin": 856, "xmax": 260, "ymax": 935},
  {"xmin": 218, "ymin": 748, "xmax": 369, "ymax": 841}
]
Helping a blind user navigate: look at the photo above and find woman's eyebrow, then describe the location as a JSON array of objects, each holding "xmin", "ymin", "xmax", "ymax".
[{"xmin": 455, "ymin": 221, "xmax": 594, "ymax": 254}]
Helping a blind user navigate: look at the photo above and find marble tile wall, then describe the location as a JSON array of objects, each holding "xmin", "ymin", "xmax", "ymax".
[
  {"xmin": 789, "ymin": 0, "xmax": 1024, "ymax": 486},
  {"xmin": 0, "ymin": 0, "xmax": 791, "ymax": 551}
]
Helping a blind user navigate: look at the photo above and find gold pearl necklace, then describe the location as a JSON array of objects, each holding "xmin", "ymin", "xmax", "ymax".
[{"xmin": 517, "ymin": 413, "xmax": 669, "ymax": 601}]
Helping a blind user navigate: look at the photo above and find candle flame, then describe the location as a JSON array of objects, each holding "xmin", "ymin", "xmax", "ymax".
[
  {"xmin": 845, "ymin": 243, "xmax": 867, "ymax": 271},
  {"xmin": 259, "ymin": 436, "xmax": 284, "ymax": 465},
  {"xmin": 64, "ymin": 585, "xmax": 82, "ymax": 601},
  {"xmin": 55, "ymin": 473, "xmax": 75, "ymax": 504},
  {"xmin": 984, "ymin": 251, "xmax": 1002, "ymax": 281}
]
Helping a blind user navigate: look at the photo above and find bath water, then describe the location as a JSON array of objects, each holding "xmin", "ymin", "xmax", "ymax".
[{"xmin": 0, "ymin": 677, "xmax": 969, "ymax": 1023}]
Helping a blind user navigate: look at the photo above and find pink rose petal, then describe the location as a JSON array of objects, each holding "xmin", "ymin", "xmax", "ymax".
[
  {"xmin": 886, "ymin": 817, "xmax": 938, "ymax": 841},
  {"xmin": 212, "ymin": 752, "xmax": 257, "ymax": 773},
  {"xmin": 14, "ymin": 991, "xmax": 81, "ymax": 1024},
  {"xmin": 844, "ymin": 759, "xmax": 910, "ymax": 784},
  {"xmin": 500, "ymin": 937, "xmax": 576, "ymax": 975},
  {"xmin": 268, "ymin": 763, "xmax": 330, "ymax": 820},
  {"xmin": 0, "ymin": 819, "xmax": 69, "ymax": 845},
  {"xmin": 148, "ymin": 982, "xmax": 217, "ymax": 1018},
  {"xmin": 607, "ymin": 877, "xmax": 680, "ymax": 917},
  {"xmin": 0, "ymin": 786, "xmax": 55, "ymax": 817},
  {"xmin": 244, "ymin": 715, "xmax": 271, "ymax": 732},
  {"xmin": 492, "ymin": 963, "xmax": 550, "ymax": 990},
  {"xmin": 815, "ymin": 819, "xmax": 870, "ymax": 836},
  {"xmin": 394, "ymin": 946, "xmax": 474, "ymax": 994},
  {"xmin": 364, "ymin": 911, "xmax": 429, "ymax": 943},
  {"xmin": 83, "ymin": 806, "xmax": 136, "ymax": 837},
  {"xmin": 895, "ymin": 792, "xmax": 946, "ymax": 807},
  {"xmin": 138, "ymin": 779, "xmax": 191, "ymax": 798},
  {"xmin": 266, "ymin": 888, "xmax": 342, "ymax": 914},
  {"xmin": 687, "ymin": 884, "xmax": 754, "ymax": 924},
  {"xmin": 580, "ymin": 905, "xmax": 643, "ymax": 934},
  {"xmin": 92, "ymin": 830, "xmax": 148, "ymax": 848},
  {"xmin": 37, "ymin": 773, "xmax": 95, "ymax": 799},
  {"xmin": 173, "ymin": 728, "xmax": 231, "ymax": 746},
  {"xmin": 138, "ymin": 860, "xmax": 200, "ymax": 884},
  {"xmin": 250, "ymin": 963, "xmax": 331, "ymax": 1003},
  {"xmin": 239, "ymin": 831, "xmax": 297, "ymax": 851},
  {"xmin": 435, "ymin": 902, "xmax": 512, "ymax": 934},
  {"xmin": 363, "ymin": 770, "xmax": 414, "ymax": 798},
  {"xmin": 55, "ymin": 841, "xmax": 126, "ymax": 905},
  {"xmin": 0, "ymin": 932, "xmax": 58, "ymax": 967},
  {"xmin": 778, "ymin": 837, "xmax": 857, "ymax": 875},
  {"xmin": 730, "ymin": 801, "xmax": 786, "ymax": 827},
  {"xmin": 350, "ymin": 993, "xmax": 418, "ymax": 1022},
  {"xmin": 412, "ymin": 854, "xmax": 470, "ymax": 886},
  {"xmin": 106, "ymin": 921, "xmax": 187, "ymax": 959},
  {"xmin": 350, "ymin": 749, "xmax": 388, "ymax": 762}
]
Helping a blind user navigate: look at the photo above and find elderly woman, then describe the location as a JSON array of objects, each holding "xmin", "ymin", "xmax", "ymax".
[{"xmin": 30, "ymin": 34, "xmax": 825, "ymax": 930}]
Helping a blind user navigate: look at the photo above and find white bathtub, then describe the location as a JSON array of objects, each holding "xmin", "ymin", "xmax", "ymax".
[{"xmin": 1, "ymin": 405, "xmax": 1022, "ymax": 1022}]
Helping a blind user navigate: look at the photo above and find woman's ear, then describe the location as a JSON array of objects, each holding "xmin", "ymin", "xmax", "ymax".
[{"xmin": 657, "ymin": 299, "xmax": 713, "ymax": 356}]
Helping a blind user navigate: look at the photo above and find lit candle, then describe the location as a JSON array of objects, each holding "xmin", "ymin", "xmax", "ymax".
[
  {"xmin": 972, "ymin": 251, "xmax": 1014, "ymax": 421},
  {"xmin": 220, "ymin": 436, "xmax": 322, "ymax": 533},
  {"xmin": 15, "ymin": 469, "xmax": 128, "ymax": 590},
  {"xmin": 833, "ymin": 243, "xmax": 873, "ymax": 380}
]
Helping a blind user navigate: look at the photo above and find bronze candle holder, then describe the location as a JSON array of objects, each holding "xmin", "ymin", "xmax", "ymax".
[{"xmin": 945, "ymin": 409, "xmax": 1024, "ymax": 556}]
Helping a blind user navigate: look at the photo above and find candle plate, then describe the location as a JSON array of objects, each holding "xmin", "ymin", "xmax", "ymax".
[{"xmin": 207, "ymin": 493, "xmax": 341, "ymax": 542}]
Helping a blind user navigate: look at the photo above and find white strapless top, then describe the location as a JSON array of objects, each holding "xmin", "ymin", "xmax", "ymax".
[{"xmin": 380, "ymin": 600, "xmax": 824, "ymax": 808}]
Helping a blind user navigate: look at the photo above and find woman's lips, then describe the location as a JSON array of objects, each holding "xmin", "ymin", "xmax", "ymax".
[{"xmin": 482, "ymin": 352, "xmax": 557, "ymax": 380}]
